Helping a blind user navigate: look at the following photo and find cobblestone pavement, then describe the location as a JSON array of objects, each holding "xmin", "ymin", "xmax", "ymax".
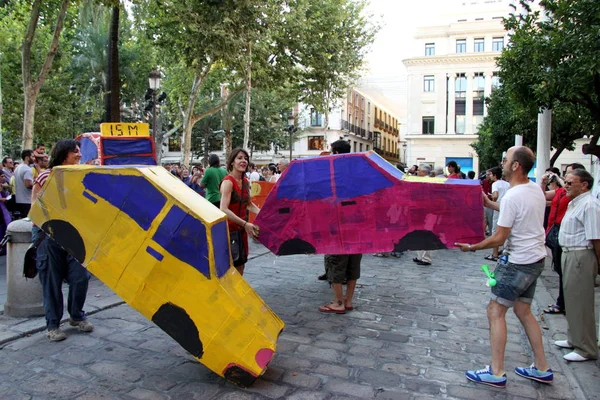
[{"xmin": 0, "ymin": 244, "xmax": 599, "ymax": 399}]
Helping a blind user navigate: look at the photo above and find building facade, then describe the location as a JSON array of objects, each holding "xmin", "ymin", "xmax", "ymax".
[
  {"xmin": 403, "ymin": 2, "xmax": 510, "ymax": 174},
  {"xmin": 290, "ymin": 88, "xmax": 401, "ymax": 162}
]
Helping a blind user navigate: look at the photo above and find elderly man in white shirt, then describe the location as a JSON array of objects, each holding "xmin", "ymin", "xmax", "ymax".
[{"xmin": 555, "ymin": 169, "xmax": 600, "ymax": 362}]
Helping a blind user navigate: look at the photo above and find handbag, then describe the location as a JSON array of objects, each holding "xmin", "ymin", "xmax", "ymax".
[
  {"xmin": 545, "ymin": 223, "xmax": 560, "ymax": 251},
  {"xmin": 23, "ymin": 233, "xmax": 45, "ymax": 279}
]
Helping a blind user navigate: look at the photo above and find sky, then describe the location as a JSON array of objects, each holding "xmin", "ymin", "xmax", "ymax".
[{"xmin": 359, "ymin": 0, "xmax": 454, "ymax": 113}]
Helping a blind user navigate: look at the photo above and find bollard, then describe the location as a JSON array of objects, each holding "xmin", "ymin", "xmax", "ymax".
[{"xmin": 4, "ymin": 219, "xmax": 44, "ymax": 317}]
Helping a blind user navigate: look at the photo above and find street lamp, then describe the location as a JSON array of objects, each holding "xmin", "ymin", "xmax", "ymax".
[
  {"xmin": 148, "ymin": 68, "xmax": 161, "ymax": 138},
  {"xmin": 402, "ymin": 142, "xmax": 408, "ymax": 163}
]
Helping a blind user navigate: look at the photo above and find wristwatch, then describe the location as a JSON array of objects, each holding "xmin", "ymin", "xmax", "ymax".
[{"xmin": 468, "ymin": 244, "xmax": 475, "ymax": 252}]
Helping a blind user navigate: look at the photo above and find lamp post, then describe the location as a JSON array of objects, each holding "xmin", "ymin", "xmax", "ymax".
[
  {"xmin": 148, "ymin": 68, "xmax": 161, "ymax": 139},
  {"xmin": 402, "ymin": 142, "xmax": 407, "ymax": 164}
]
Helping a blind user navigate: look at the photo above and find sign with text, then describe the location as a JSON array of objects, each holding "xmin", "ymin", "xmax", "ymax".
[{"xmin": 100, "ymin": 123, "xmax": 150, "ymax": 137}]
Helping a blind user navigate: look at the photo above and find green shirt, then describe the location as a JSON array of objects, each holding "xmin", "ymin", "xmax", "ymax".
[{"xmin": 201, "ymin": 166, "xmax": 227, "ymax": 203}]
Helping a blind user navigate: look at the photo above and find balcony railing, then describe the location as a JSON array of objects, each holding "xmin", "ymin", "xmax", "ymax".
[{"xmin": 342, "ymin": 119, "xmax": 368, "ymax": 138}]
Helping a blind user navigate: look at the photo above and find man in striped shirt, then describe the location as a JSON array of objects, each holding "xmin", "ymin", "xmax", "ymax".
[{"xmin": 555, "ymin": 169, "xmax": 600, "ymax": 362}]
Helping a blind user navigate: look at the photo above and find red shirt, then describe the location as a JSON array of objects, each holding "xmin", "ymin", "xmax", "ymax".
[
  {"xmin": 35, "ymin": 169, "xmax": 51, "ymax": 188},
  {"xmin": 448, "ymin": 173, "xmax": 461, "ymax": 179},
  {"xmin": 546, "ymin": 187, "xmax": 570, "ymax": 233}
]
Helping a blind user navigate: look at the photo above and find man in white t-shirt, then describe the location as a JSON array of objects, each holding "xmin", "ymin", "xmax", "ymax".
[
  {"xmin": 247, "ymin": 162, "xmax": 260, "ymax": 182},
  {"xmin": 456, "ymin": 146, "xmax": 553, "ymax": 387}
]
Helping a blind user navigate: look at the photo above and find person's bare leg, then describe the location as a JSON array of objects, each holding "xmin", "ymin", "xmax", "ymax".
[
  {"xmin": 488, "ymin": 300, "xmax": 508, "ymax": 375},
  {"xmin": 325, "ymin": 283, "xmax": 345, "ymax": 311},
  {"xmin": 344, "ymin": 280, "xmax": 357, "ymax": 308},
  {"xmin": 492, "ymin": 246, "xmax": 499, "ymax": 258},
  {"xmin": 235, "ymin": 265, "xmax": 245, "ymax": 276},
  {"xmin": 514, "ymin": 300, "xmax": 550, "ymax": 370}
]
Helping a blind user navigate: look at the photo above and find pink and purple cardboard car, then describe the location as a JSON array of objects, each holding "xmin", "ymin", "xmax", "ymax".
[{"xmin": 255, "ymin": 151, "xmax": 484, "ymax": 255}]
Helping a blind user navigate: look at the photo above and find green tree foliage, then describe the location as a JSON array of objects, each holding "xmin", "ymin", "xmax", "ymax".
[
  {"xmin": 296, "ymin": 0, "xmax": 379, "ymax": 128},
  {"xmin": 498, "ymin": 0, "xmax": 600, "ymax": 157},
  {"xmin": 473, "ymin": 86, "xmax": 593, "ymax": 169}
]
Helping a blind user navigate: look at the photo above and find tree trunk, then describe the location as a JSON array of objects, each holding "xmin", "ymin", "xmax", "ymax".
[
  {"xmin": 21, "ymin": 0, "xmax": 70, "ymax": 149},
  {"xmin": 243, "ymin": 44, "xmax": 252, "ymax": 150},
  {"xmin": 182, "ymin": 72, "xmax": 204, "ymax": 168},
  {"xmin": 22, "ymin": 88, "xmax": 36, "ymax": 150},
  {"xmin": 104, "ymin": 5, "xmax": 120, "ymax": 123},
  {"xmin": 549, "ymin": 145, "xmax": 565, "ymax": 167}
]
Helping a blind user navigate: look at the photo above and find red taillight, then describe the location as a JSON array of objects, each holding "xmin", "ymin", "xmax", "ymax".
[{"xmin": 255, "ymin": 348, "xmax": 274, "ymax": 369}]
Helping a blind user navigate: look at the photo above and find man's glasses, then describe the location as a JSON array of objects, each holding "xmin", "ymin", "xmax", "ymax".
[{"xmin": 564, "ymin": 180, "xmax": 574, "ymax": 186}]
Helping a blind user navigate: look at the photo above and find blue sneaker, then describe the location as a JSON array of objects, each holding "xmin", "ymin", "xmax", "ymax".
[
  {"xmin": 465, "ymin": 365, "xmax": 507, "ymax": 388},
  {"xmin": 514, "ymin": 364, "xmax": 553, "ymax": 384}
]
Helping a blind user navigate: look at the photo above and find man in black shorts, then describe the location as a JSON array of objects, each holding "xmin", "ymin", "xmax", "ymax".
[{"xmin": 317, "ymin": 140, "xmax": 362, "ymax": 314}]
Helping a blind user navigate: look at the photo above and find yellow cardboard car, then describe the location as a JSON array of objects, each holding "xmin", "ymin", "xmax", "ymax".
[{"xmin": 29, "ymin": 165, "xmax": 284, "ymax": 386}]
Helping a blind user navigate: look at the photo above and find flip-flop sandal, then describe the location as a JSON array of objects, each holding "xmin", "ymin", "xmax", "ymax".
[
  {"xmin": 374, "ymin": 253, "xmax": 389, "ymax": 257},
  {"xmin": 318, "ymin": 304, "xmax": 346, "ymax": 314},
  {"xmin": 413, "ymin": 258, "xmax": 421, "ymax": 263},
  {"xmin": 543, "ymin": 305, "xmax": 564, "ymax": 314},
  {"xmin": 484, "ymin": 255, "xmax": 499, "ymax": 261},
  {"xmin": 345, "ymin": 306, "xmax": 354, "ymax": 311}
]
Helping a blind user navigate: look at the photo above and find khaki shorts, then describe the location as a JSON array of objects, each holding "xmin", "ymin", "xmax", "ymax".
[{"xmin": 325, "ymin": 254, "xmax": 362, "ymax": 284}]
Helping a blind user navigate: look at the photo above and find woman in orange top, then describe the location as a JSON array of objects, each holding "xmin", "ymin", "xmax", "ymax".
[{"xmin": 220, "ymin": 148, "xmax": 261, "ymax": 276}]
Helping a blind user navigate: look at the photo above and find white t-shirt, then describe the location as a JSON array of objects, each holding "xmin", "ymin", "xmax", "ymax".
[
  {"xmin": 497, "ymin": 180, "xmax": 547, "ymax": 264},
  {"xmin": 492, "ymin": 179, "xmax": 510, "ymax": 203},
  {"xmin": 14, "ymin": 164, "xmax": 33, "ymax": 204},
  {"xmin": 249, "ymin": 171, "xmax": 260, "ymax": 182}
]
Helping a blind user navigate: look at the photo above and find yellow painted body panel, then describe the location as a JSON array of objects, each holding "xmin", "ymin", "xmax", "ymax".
[{"xmin": 29, "ymin": 165, "xmax": 284, "ymax": 386}]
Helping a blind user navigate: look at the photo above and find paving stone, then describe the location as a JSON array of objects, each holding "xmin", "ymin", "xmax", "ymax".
[
  {"xmin": 314, "ymin": 363, "xmax": 350, "ymax": 379},
  {"xmin": 21, "ymin": 372, "xmax": 87, "ymax": 398},
  {"xmin": 127, "ymin": 387, "xmax": 169, "ymax": 400},
  {"xmin": 346, "ymin": 355, "xmax": 376, "ymax": 367},
  {"xmin": 76, "ymin": 392, "xmax": 119, "ymax": 400},
  {"xmin": 358, "ymin": 369, "xmax": 401, "ymax": 387},
  {"xmin": 89, "ymin": 361, "xmax": 143, "ymax": 383},
  {"xmin": 171, "ymin": 382, "xmax": 221, "ymax": 400},
  {"xmin": 284, "ymin": 390, "xmax": 329, "ymax": 400},
  {"xmin": 215, "ymin": 391, "xmax": 258, "ymax": 400},
  {"xmin": 260, "ymin": 365, "xmax": 285, "ymax": 382},
  {"xmin": 272, "ymin": 356, "xmax": 314, "ymax": 371},
  {"xmin": 282, "ymin": 371, "xmax": 321, "ymax": 389},
  {"xmin": 316, "ymin": 332, "xmax": 347, "ymax": 342},
  {"xmin": 446, "ymin": 383, "xmax": 505, "ymax": 400},
  {"xmin": 324, "ymin": 379, "xmax": 375, "ymax": 399},
  {"xmin": 313, "ymin": 340, "xmax": 349, "ymax": 351},
  {"xmin": 375, "ymin": 390, "xmax": 411, "ymax": 400},
  {"xmin": 245, "ymin": 379, "xmax": 290, "ymax": 399},
  {"xmin": 280, "ymin": 333, "xmax": 314, "ymax": 344},
  {"xmin": 401, "ymin": 377, "xmax": 444, "ymax": 396},
  {"xmin": 377, "ymin": 332, "xmax": 410, "ymax": 343},
  {"xmin": 297, "ymin": 344, "xmax": 343, "ymax": 362},
  {"xmin": 381, "ymin": 363, "xmax": 420, "ymax": 376},
  {"xmin": 347, "ymin": 337, "xmax": 384, "ymax": 349},
  {"xmin": 419, "ymin": 307, "xmax": 450, "ymax": 317}
]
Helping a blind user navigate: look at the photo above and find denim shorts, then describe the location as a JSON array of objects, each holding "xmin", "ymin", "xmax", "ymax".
[{"xmin": 490, "ymin": 256, "xmax": 545, "ymax": 307}]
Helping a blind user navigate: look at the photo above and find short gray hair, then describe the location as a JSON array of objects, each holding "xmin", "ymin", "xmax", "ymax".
[
  {"xmin": 419, "ymin": 163, "xmax": 432, "ymax": 173},
  {"xmin": 434, "ymin": 166, "xmax": 444, "ymax": 176},
  {"xmin": 279, "ymin": 159, "xmax": 290, "ymax": 166}
]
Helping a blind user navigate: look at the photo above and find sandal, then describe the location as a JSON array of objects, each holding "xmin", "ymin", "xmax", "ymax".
[
  {"xmin": 543, "ymin": 305, "xmax": 564, "ymax": 314},
  {"xmin": 374, "ymin": 253, "xmax": 389, "ymax": 257},
  {"xmin": 318, "ymin": 303, "xmax": 346, "ymax": 314},
  {"xmin": 484, "ymin": 255, "xmax": 499, "ymax": 261}
]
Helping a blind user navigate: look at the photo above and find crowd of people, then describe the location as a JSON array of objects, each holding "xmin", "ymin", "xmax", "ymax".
[{"xmin": 4, "ymin": 140, "xmax": 600, "ymax": 392}]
